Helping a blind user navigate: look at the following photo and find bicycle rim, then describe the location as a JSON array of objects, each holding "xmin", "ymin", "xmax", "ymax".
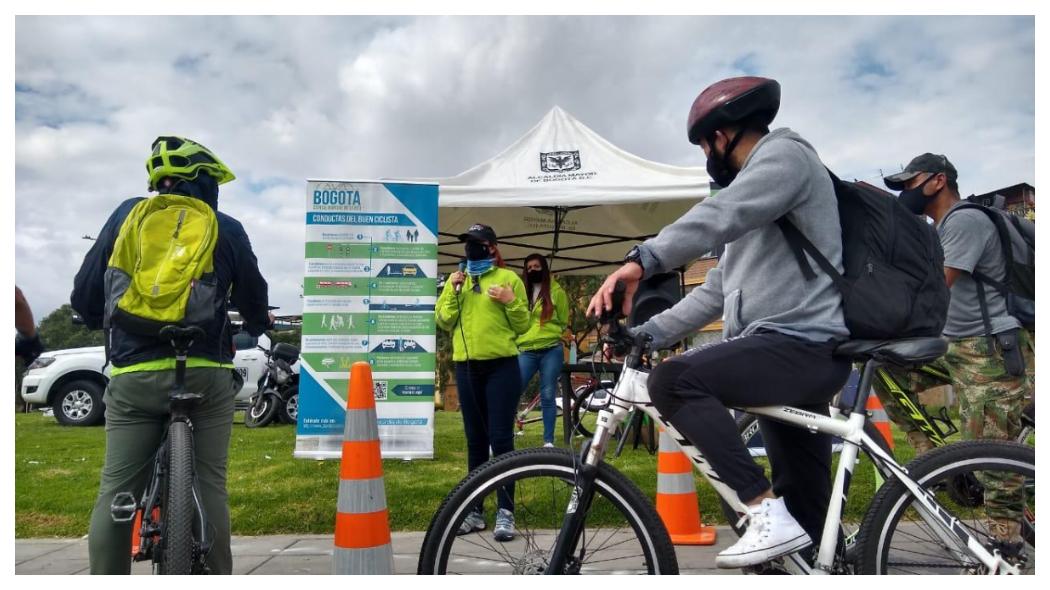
[
  {"xmin": 419, "ymin": 448, "xmax": 676, "ymax": 574},
  {"xmin": 860, "ymin": 442, "xmax": 1035, "ymax": 574}
]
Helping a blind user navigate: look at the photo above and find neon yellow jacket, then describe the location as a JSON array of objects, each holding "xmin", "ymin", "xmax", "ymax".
[
  {"xmin": 436, "ymin": 266, "xmax": 530, "ymax": 361},
  {"xmin": 516, "ymin": 278, "xmax": 569, "ymax": 352}
]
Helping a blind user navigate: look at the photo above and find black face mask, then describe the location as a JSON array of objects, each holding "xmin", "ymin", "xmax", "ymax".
[
  {"xmin": 705, "ymin": 129, "xmax": 746, "ymax": 188},
  {"xmin": 526, "ymin": 270, "xmax": 544, "ymax": 284},
  {"xmin": 898, "ymin": 174, "xmax": 938, "ymax": 216},
  {"xmin": 464, "ymin": 241, "xmax": 490, "ymax": 261}
]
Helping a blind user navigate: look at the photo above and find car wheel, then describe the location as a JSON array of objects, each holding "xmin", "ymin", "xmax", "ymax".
[{"xmin": 52, "ymin": 379, "xmax": 106, "ymax": 426}]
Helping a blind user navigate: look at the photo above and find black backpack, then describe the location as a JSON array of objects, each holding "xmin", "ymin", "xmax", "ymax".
[
  {"xmin": 940, "ymin": 203, "xmax": 1034, "ymax": 332},
  {"xmin": 776, "ymin": 171, "xmax": 950, "ymax": 340}
]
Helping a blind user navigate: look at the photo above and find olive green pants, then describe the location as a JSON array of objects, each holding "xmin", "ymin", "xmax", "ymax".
[{"xmin": 88, "ymin": 367, "xmax": 239, "ymax": 574}]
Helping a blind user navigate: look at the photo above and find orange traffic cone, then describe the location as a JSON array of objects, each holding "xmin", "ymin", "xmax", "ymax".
[
  {"xmin": 656, "ymin": 427, "xmax": 717, "ymax": 545},
  {"xmin": 333, "ymin": 362, "xmax": 394, "ymax": 574},
  {"xmin": 866, "ymin": 394, "xmax": 895, "ymax": 452}
]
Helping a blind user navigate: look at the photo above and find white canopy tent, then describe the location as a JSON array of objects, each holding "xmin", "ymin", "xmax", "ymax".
[{"xmin": 403, "ymin": 106, "xmax": 713, "ymax": 275}]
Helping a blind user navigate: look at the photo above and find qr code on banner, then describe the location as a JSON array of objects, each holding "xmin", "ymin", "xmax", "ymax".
[{"xmin": 373, "ymin": 381, "xmax": 388, "ymax": 401}]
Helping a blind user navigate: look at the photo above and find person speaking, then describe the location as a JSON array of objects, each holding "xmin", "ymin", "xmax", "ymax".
[{"xmin": 435, "ymin": 223, "xmax": 529, "ymax": 542}]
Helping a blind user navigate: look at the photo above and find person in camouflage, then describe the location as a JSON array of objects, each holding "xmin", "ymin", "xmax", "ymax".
[
  {"xmin": 874, "ymin": 330, "xmax": 1033, "ymax": 456},
  {"xmin": 880, "ymin": 154, "xmax": 1034, "ymax": 553}
]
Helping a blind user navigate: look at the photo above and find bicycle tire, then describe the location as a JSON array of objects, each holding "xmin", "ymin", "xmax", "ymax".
[
  {"xmin": 159, "ymin": 420, "xmax": 196, "ymax": 575},
  {"xmin": 244, "ymin": 393, "xmax": 278, "ymax": 428},
  {"xmin": 855, "ymin": 440, "xmax": 1035, "ymax": 574},
  {"xmin": 417, "ymin": 448, "xmax": 678, "ymax": 575},
  {"xmin": 720, "ymin": 412, "xmax": 893, "ymax": 537}
]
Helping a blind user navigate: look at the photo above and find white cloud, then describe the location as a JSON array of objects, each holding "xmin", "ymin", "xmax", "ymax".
[{"xmin": 14, "ymin": 15, "xmax": 1034, "ymax": 319}]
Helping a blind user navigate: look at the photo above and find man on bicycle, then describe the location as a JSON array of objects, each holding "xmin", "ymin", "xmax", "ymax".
[
  {"xmin": 588, "ymin": 77, "xmax": 851, "ymax": 568},
  {"xmin": 72, "ymin": 136, "xmax": 272, "ymax": 574},
  {"xmin": 881, "ymin": 153, "xmax": 1034, "ymax": 553}
]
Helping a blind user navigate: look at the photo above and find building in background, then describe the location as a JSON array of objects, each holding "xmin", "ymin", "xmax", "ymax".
[{"xmin": 969, "ymin": 183, "xmax": 1035, "ymax": 217}]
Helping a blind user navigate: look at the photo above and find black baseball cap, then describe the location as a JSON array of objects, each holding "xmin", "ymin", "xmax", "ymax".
[
  {"xmin": 883, "ymin": 153, "xmax": 958, "ymax": 191},
  {"xmin": 457, "ymin": 223, "xmax": 498, "ymax": 244}
]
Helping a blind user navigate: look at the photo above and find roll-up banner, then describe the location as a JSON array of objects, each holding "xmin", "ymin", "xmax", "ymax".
[{"xmin": 296, "ymin": 180, "xmax": 438, "ymax": 460}]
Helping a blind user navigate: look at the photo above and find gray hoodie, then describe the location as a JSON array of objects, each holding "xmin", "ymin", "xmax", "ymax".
[{"xmin": 637, "ymin": 127, "xmax": 849, "ymax": 347}]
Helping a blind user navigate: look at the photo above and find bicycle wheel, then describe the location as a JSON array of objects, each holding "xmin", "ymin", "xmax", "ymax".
[
  {"xmin": 569, "ymin": 381, "xmax": 614, "ymax": 439},
  {"xmin": 159, "ymin": 420, "xmax": 196, "ymax": 575},
  {"xmin": 417, "ymin": 448, "xmax": 678, "ymax": 574},
  {"xmin": 720, "ymin": 412, "xmax": 893, "ymax": 537},
  {"xmin": 855, "ymin": 440, "xmax": 1035, "ymax": 574}
]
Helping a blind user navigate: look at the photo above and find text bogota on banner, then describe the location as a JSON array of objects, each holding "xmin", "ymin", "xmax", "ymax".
[{"xmin": 295, "ymin": 180, "xmax": 438, "ymax": 460}]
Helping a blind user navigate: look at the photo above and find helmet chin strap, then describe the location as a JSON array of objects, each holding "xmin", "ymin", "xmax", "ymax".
[{"xmin": 718, "ymin": 128, "xmax": 747, "ymax": 172}]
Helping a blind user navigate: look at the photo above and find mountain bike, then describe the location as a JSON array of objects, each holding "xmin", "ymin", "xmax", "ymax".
[
  {"xmin": 109, "ymin": 326, "xmax": 214, "ymax": 574},
  {"xmin": 418, "ymin": 282, "xmax": 1034, "ymax": 575}
]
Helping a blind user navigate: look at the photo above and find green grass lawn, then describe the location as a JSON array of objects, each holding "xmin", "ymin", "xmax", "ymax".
[{"xmin": 15, "ymin": 410, "xmax": 914, "ymax": 538}]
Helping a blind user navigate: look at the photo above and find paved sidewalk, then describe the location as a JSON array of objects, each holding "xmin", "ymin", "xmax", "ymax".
[{"xmin": 15, "ymin": 528, "xmax": 741, "ymax": 575}]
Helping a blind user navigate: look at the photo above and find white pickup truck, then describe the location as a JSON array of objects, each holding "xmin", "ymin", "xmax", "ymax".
[{"xmin": 20, "ymin": 332, "xmax": 274, "ymax": 426}]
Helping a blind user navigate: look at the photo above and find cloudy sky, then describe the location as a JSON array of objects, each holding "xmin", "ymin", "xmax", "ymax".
[{"xmin": 13, "ymin": 15, "xmax": 1035, "ymax": 320}]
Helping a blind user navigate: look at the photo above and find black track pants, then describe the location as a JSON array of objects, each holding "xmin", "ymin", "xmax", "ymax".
[{"xmin": 647, "ymin": 331, "xmax": 850, "ymax": 542}]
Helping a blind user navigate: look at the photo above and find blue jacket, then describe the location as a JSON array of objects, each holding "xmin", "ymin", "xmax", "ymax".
[{"xmin": 71, "ymin": 194, "xmax": 271, "ymax": 367}]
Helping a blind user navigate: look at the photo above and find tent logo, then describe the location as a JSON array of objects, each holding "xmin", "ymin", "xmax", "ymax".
[{"xmin": 540, "ymin": 150, "xmax": 581, "ymax": 173}]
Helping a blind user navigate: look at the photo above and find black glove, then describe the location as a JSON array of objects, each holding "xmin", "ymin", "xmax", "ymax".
[{"xmin": 15, "ymin": 333, "xmax": 45, "ymax": 365}]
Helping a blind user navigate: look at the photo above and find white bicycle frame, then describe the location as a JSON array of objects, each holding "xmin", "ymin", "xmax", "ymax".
[{"xmin": 580, "ymin": 364, "xmax": 1020, "ymax": 575}]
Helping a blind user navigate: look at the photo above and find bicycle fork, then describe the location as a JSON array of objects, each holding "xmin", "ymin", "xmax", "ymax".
[{"xmin": 545, "ymin": 398, "xmax": 631, "ymax": 574}]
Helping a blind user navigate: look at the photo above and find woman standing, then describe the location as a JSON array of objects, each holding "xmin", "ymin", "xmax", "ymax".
[
  {"xmin": 516, "ymin": 254, "xmax": 569, "ymax": 447},
  {"xmin": 435, "ymin": 224, "xmax": 530, "ymax": 542}
]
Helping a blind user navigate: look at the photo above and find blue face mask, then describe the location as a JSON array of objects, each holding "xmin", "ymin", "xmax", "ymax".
[{"xmin": 465, "ymin": 259, "xmax": 493, "ymax": 276}]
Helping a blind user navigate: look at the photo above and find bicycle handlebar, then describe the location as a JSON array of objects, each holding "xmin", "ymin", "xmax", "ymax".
[{"xmin": 598, "ymin": 281, "xmax": 652, "ymax": 368}]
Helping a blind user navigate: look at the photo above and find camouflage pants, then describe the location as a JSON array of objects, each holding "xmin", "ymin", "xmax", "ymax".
[{"xmin": 872, "ymin": 329, "xmax": 1034, "ymax": 520}]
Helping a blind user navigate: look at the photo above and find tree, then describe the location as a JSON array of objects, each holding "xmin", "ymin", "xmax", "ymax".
[
  {"xmin": 269, "ymin": 325, "xmax": 302, "ymax": 347},
  {"xmin": 36, "ymin": 304, "xmax": 105, "ymax": 351},
  {"xmin": 556, "ymin": 275, "xmax": 604, "ymax": 353}
]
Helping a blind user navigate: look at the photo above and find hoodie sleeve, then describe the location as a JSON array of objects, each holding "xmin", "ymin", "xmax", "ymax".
[
  {"xmin": 225, "ymin": 220, "xmax": 271, "ymax": 337},
  {"xmin": 71, "ymin": 198, "xmax": 142, "ymax": 330},
  {"xmin": 636, "ymin": 138, "xmax": 811, "ymax": 278},
  {"xmin": 637, "ymin": 260, "xmax": 725, "ymax": 349}
]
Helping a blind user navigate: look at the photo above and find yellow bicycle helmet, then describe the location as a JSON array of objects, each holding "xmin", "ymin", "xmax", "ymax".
[{"xmin": 146, "ymin": 136, "xmax": 236, "ymax": 191}]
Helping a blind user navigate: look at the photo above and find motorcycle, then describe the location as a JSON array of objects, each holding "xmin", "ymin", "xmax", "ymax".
[{"xmin": 244, "ymin": 340, "xmax": 300, "ymax": 428}]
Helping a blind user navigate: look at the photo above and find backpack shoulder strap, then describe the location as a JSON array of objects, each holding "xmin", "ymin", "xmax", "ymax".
[
  {"xmin": 941, "ymin": 203, "xmax": 1015, "ymax": 292},
  {"xmin": 776, "ymin": 167, "xmax": 850, "ymax": 288},
  {"xmin": 775, "ymin": 216, "xmax": 847, "ymax": 290}
]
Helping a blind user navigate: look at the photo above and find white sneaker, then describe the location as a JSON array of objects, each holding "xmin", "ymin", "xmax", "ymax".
[
  {"xmin": 715, "ymin": 497, "xmax": 812, "ymax": 569},
  {"xmin": 543, "ymin": 442, "xmax": 554, "ymax": 448}
]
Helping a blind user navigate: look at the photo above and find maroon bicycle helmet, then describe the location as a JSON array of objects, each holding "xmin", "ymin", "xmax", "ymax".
[{"xmin": 687, "ymin": 77, "xmax": 781, "ymax": 145}]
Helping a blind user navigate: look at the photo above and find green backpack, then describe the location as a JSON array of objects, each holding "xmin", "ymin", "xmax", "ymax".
[{"xmin": 104, "ymin": 194, "xmax": 220, "ymax": 336}]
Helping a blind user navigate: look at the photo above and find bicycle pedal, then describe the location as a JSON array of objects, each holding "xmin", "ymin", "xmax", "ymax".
[{"xmin": 110, "ymin": 492, "xmax": 138, "ymax": 522}]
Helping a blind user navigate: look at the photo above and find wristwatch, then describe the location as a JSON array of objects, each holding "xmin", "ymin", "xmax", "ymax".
[{"xmin": 623, "ymin": 245, "xmax": 644, "ymax": 271}]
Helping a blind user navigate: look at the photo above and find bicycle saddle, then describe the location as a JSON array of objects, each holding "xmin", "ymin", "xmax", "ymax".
[
  {"xmin": 159, "ymin": 325, "xmax": 207, "ymax": 348},
  {"xmin": 834, "ymin": 337, "xmax": 947, "ymax": 366}
]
